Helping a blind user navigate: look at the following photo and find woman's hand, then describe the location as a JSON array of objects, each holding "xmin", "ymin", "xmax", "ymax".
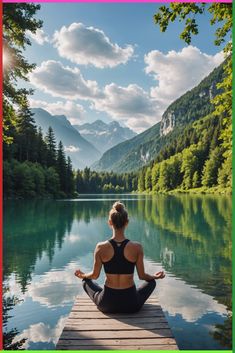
[
  {"xmin": 154, "ymin": 271, "xmax": 165, "ymax": 279},
  {"xmin": 74, "ymin": 269, "xmax": 85, "ymax": 279}
]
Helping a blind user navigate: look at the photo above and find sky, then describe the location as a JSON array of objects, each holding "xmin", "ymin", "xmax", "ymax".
[{"xmin": 22, "ymin": 3, "xmax": 225, "ymax": 133}]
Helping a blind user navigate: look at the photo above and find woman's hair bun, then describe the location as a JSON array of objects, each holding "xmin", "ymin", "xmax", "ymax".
[{"xmin": 113, "ymin": 201, "xmax": 125, "ymax": 212}]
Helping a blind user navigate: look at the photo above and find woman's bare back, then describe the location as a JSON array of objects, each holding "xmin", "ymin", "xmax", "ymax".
[{"xmin": 99, "ymin": 240, "xmax": 141, "ymax": 289}]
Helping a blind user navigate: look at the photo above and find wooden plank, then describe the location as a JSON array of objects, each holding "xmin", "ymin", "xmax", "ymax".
[
  {"xmin": 74, "ymin": 297, "xmax": 159, "ymax": 304},
  {"xmin": 64, "ymin": 322, "xmax": 170, "ymax": 331},
  {"xmin": 71, "ymin": 305, "xmax": 162, "ymax": 312},
  {"xmin": 56, "ymin": 344, "xmax": 178, "ymax": 350},
  {"xmin": 66, "ymin": 317, "xmax": 168, "ymax": 325},
  {"xmin": 57, "ymin": 337, "xmax": 177, "ymax": 346},
  {"xmin": 56, "ymin": 295, "xmax": 178, "ymax": 350},
  {"xmin": 60, "ymin": 328, "xmax": 173, "ymax": 340},
  {"xmin": 69, "ymin": 311, "xmax": 165, "ymax": 319}
]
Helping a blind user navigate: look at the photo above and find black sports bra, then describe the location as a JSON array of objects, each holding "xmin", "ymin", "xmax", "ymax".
[{"xmin": 103, "ymin": 239, "xmax": 135, "ymax": 274}]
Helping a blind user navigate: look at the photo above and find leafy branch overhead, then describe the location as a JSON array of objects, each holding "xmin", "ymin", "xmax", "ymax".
[{"xmin": 3, "ymin": 3, "xmax": 42, "ymax": 144}]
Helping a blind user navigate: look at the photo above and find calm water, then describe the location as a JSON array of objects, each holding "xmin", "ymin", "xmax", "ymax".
[{"xmin": 3, "ymin": 194, "xmax": 232, "ymax": 350}]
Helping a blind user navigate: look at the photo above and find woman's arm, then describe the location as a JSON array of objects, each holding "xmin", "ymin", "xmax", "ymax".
[
  {"xmin": 75, "ymin": 243, "xmax": 102, "ymax": 280},
  {"xmin": 136, "ymin": 244, "xmax": 165, "ymax": 281}
]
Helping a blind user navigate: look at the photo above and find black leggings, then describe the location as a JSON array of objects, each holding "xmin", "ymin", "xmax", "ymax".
[{"xmin": 82, "ymin": 279, "xmax": 156, "ymax": 313}]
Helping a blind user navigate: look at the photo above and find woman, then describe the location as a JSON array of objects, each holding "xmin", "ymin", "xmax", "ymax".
[{"xmin": 75, "ymin": 201, "xmax": 165, "ymax": 313}]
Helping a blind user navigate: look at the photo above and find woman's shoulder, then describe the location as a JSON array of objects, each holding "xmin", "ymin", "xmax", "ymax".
[
  {"xmin": 96, "ymin": 240, "xmax": 111, "ymax": 249},
  {"xmin": 128, "ymin": 240, "xmax": 143, "ymax": 250}
]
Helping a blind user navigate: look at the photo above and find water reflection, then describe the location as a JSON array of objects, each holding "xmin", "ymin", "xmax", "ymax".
[{"xmin": 3, "ymin": 194, "xmax": 232, "ymax": 349}]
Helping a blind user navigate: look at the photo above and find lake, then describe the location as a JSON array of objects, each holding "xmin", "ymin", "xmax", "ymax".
[{"xmin": 3, "ymin": 194, "xmax": 232, "ymax": 350}]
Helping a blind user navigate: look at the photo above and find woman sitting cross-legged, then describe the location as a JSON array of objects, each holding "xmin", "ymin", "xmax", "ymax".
[{"xmin": 74, "ymin": 201, "xmax": 165, "ymax": 313}]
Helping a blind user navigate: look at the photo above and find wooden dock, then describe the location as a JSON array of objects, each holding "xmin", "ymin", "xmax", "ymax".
[{"xmin": 56, "ymin": 296, "xmax": 178, "ymax": 350}]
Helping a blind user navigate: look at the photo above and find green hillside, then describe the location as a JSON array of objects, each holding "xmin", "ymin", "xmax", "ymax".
[{"xmin": 93, "ymin": 61, "xmax": 224, "ymax": 173}]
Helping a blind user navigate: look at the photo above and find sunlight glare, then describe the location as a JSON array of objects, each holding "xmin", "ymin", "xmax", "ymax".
[{"xmin": 3, "ymin": 50, "xmax": 11, "ymax": 70}]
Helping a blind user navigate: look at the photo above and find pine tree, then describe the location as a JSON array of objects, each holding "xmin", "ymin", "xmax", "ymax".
[
  {"xmin": 83, "ymin": 167, "xmax": 91, "ymax": 192},
  {"xmin": 45, "ymin": 127, "xmax": 57, "ymax": 167},
  {"xmin": 66, "ymin": 156, "xmax": 75, "ymax": 197},
  {"xmin": 15, "ymin": 97, "xmax": 37, "ymax": 162},
  {"xmin": 56, "ymin": 141, "xmax": 67, "ymax": 194},
  {"xmin": 76, "ymin": 169, "xmax": 84, "ymax": 193},
  {"xmin": 202, "ymin": 147, "xmax": 224, "ymax": 187},
  {"xmin": 36, "ymin": 127, "xmax": 47, "ymax": 166}
]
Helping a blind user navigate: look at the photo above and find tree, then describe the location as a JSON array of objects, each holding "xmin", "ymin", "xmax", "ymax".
[
  {"xmin": 66, "ymin": 156, "xmax": 75, "ymax": 196},
  {"xmin": 202, "ymin": 147, "xmax": 223, "ymax": 187},
  {"xmin": 180, "ymin": 146, "xmax": 199, "ymax": 190},
  {"xmin": 3, "ymin": 3, "xmax": 42, "ymax": 143},
  {"xmin": 45, "ymin": 167, "xmax": 60, "ymax": 197},
  {"xmin": 138, "ymin": 169, "xmax": 145, "ymax": 192},
  {"xmin": 83, "ymin": 167, "xmax": 91, "ymax": 192},
  {"xmin": 45, "ymin": 127, "xmax": 57, "ymax": 167},
  {"xmin": 56, "ymin": 141, "xmax": 67, "ymax": 194},
  {"xmin": 192, "ymin": 171, "xmax": 200, "ymax": 188},
  {"xmin": 217, "ymin": 154, "xmax": 232, "ymax": 188},
  {"xmin": 14, "ymin": 96, "xmax": 37, "ymax": 162},
  {"xmin": 145, "ymin": 167, "xmax": 152, "ymax": 191},
  {"xmin": 36, "ymin": 127, "xmax": 47, "ymax": 166},
  {"xmin": 76, "ymin": 169, "xmax": 84, "ymax": 193}
]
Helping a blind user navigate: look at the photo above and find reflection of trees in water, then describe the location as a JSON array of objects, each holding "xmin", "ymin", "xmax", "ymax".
[
  {"xmin": 134, "ymin": 194, "xmax": 232, "ymax": 349},
  {"xmin": 212, "ymin": 299, "xmax": 232, "ymax": 349},
  {"xmin": 4, "ymin": 200, "xmax": 75, "ymax": 292},
  {"xmin": 3, "ymin": 199, "xmax": 114, "ymax": 292},
  {"xmin": 3, "ymin": 286, "xmax": 26, "ymax": 350},
  {"xmin": 135, "ymin": 195, "xmax": 231, "ymax": 321}
]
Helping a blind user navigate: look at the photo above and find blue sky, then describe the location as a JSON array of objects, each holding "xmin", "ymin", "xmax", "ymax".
[{"xmin": 25, "ymin": 3, "xmax": 225, "ymax": 132}]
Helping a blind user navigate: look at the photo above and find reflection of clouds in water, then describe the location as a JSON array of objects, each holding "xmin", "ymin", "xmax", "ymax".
[
  {"xmin": 14, "ymin": 315, "xmax": 67, "ymax": 349},
  {"xmin": 4, "ymin": 274, "xmax": 26, "ymax": 303},
  {"xmin": 65, "ymin": 233, "xmax": 82, "ymax": 244},
  {"xmin": 7, "ymin": 258, "xmax": 94, "ymax": 308},
  {"xmin": 144, "ymin": 260, "xmax": 227, "ymax": 323},
  {"xmin": 27, "ymin": 260, "xmax": 91, "ymax": 307}
]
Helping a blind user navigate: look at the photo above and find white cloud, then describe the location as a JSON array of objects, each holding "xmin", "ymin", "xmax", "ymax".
[
  {"xmin": 145, "ymin": 46, "xmax": 224, "ymax": 106},
  {"xmin": 29, "ymin": 60, "xmax": 102, "ymax": 100},
  {"xmin": 53, "ymin": 22, "xmax": 134, "ymax": 68},
  {"xmin": 27, "ymin": 29, "xmax": 49, "ymax": 45},
  {"xmin": 91, "ymin": 83, "xmax": 160, "ymax": 132},
  {"xmin": 65, "ymin": 145, "xmax": 80, "ymax": 153},
  {"xmin": 14, "ymin": 316, "xmax": 67, "ymax": 349},
  {"xmin": 29, "ymin": 98, "xmax": 86, "ymax": 125}
]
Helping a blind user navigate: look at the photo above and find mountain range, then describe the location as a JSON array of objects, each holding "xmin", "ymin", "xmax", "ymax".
[
  {"xmin": 31, "ymin": 108, "xmax": 101, "ymax": 169},
  {"xmin": 74, "ymin": 120, "xmax": 136, "ymax": 153}
]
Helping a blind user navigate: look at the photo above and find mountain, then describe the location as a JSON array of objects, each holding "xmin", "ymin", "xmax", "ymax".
[
  {"xmin": 92, "ymin": 61, "xmax": 224, "ymax": 173},
  {"xmin": 73, "ymin": 120, "xmax": 136, "ymax": 153},
  {"xmin": 31, "ymin": 108, "xmax": 101, "ymax": 169}
]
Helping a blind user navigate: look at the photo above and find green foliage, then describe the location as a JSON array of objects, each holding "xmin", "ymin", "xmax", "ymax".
[
  {"xmin": 45, "ymin": 126, "xmax": 57, "ymax": 167},
  {"xmin": 3, "ymin": 3, "xmax": 42, "ymax": 143},
  {"xmin": 202, "ymin": 147, "xmax": 224, "ymax": 187},
  {"xmin": 217, "ymin": 154, "xmax": 232, "ymax": 188},
  {"xmin": 145, "ymin": 167, "xmax": 152, "ymax": 191},
  {"xmin": 137, "ymin": 114, "xmax": 229, "ymax": 194},
  {"xmin": 76, "ymin": 168, "xmax": 138, "ymax": 194},
  {"xmin": 3, "ymin": 126, "xmax": 76, "ymax": 199}
]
